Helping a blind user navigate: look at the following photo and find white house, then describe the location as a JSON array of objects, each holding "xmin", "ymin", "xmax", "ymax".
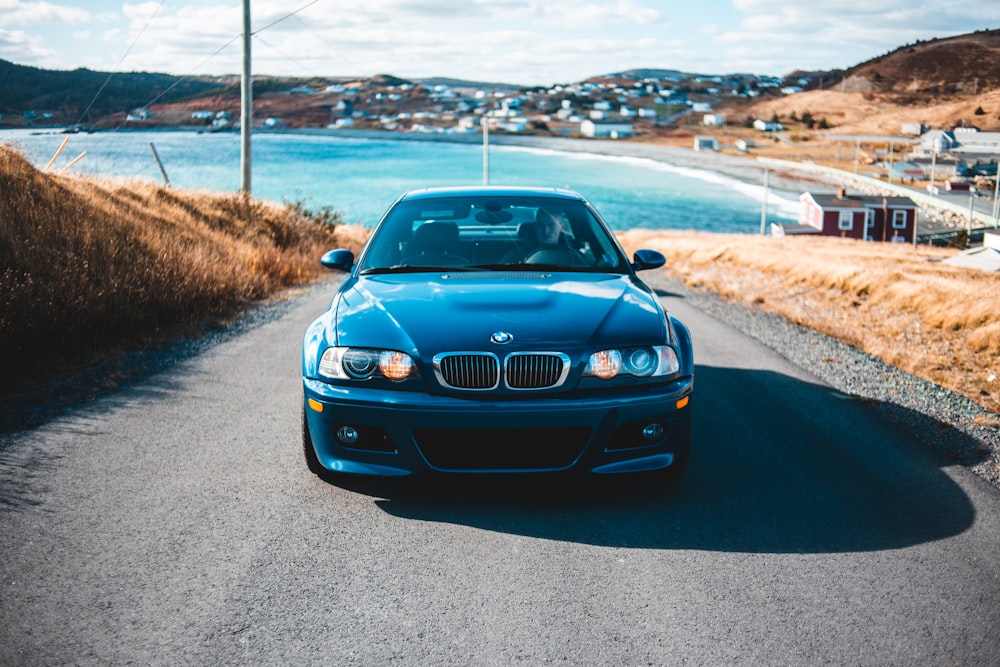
[
  {"xmin": 753, "ymin": 119, "xmax": 784, "ymax": 132},
  {"xmin": 580, "ymin": 120, "xmax": 634, "ymax": 139}
]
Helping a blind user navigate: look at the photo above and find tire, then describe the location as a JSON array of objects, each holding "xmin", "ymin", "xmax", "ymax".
[{"xmin": 302, "ymin": 404, "xmax": 328, "ymax": 478}]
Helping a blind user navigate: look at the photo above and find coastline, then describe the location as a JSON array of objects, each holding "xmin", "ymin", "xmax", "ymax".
[
  {"xmin": 303, "ymin": 129, "xmax": 981, "ymax": 235},
  {"xmin": 296, "ymin": 127, "xmax": 840, "ymax": 197}
]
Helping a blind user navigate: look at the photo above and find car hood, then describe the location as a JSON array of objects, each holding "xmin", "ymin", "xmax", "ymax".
[{"xmin": 331, "ymin": 272, "xmax": 667, "ymax": 355}]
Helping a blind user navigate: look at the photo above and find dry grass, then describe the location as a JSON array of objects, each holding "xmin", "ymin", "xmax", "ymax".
[
  {"xmin": 0, "ymin": 144, "xmax": 366, "ymax": 393},
  {"xmin": 619, "ymin": 230, "xmax": 1000, "ymax": 413}
]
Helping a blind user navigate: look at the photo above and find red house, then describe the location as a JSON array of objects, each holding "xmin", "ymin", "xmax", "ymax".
[{"xmin": 798, "ymin": 190, "xmax": 918, "ymax": 243}]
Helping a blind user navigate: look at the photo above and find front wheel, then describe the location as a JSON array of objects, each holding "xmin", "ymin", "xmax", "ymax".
[{"xmin": 302, "ymin": 404, "xmax": 329, "ymax": 479}]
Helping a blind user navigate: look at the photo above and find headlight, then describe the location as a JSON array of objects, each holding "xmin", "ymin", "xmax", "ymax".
[
  {"xmin": 584, "ymin": 345, "xmax": 679, "ymax": 379},
  {"xmin": 319, "ymin": 347, "xmax": 416, "ymax": 382}
]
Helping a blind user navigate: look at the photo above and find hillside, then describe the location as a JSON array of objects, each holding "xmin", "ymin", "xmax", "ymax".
[
  {"xmin": 847, "ymin": 29, "xmax": 1000, "ymax": 101},
  {"xmin": 5, "ymin": 29, "xmax": 1000, "ymax": 136},
  {"xmin": 726, "ymin": 29, "xmax": 1000, "ymax": 136},
  {"xmin": 0, "ymin": 144, "xmax": 368, "ymax": 431},
  {"xmin": 0, "ymin": 59, "xmax": 230, "ymax": 127}
]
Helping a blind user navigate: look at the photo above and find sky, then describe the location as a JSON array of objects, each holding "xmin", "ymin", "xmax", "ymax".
[{"xmin": 2, "ymin": 0, "xmax": 999, "ymax": 86}]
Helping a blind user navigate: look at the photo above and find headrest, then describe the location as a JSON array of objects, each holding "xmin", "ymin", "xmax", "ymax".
[
  {"xmin": 517, "ymin": 221, "xmax": 537, "ymax": 241},
  {"xmin": 413, "ymin": 221, "xmax": 459, "ymax": 250}
]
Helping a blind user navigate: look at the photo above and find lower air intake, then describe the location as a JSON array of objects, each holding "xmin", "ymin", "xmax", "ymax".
[{"xmin": 414, "ymin": 427, "xmax": 590, "ymax": 471}]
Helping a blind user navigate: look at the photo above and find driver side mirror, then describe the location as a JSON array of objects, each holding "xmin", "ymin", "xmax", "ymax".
[
  {"xmin": 320, "ymin": 249, "xmax": 355, "ymax": 272},
  {"xmin": 632, "ymin": 248, "xmax": 666, "ymax": 271}
]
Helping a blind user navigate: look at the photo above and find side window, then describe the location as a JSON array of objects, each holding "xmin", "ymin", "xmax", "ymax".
[
  {"xmin": 892, "ymin": 210, "xmax": 907, "ymax": 228},
  {"xmin": 838, "ymin": 211, "xmax": 853, "ymax": 230}
]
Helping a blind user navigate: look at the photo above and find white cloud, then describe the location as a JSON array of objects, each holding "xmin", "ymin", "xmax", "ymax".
[
  {"xmin": 1, "ymin": 0, "xmax": 89, "ymax": 25},
  {"xmin": 4, "ymin": 0, "xmax": 1000, "ymax": 84},
  {"xmin": 0, "ymin": 26, "xmax": 55, "ymax": 62},
  {"xmin": 714, "ymin": 0, "xmax": 1000, "ymax": 74}
]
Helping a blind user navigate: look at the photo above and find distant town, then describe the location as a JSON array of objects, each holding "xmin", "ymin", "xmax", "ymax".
[{"xmin": 90, "ymin": 70, "xmax": 822, "ymax": 138}]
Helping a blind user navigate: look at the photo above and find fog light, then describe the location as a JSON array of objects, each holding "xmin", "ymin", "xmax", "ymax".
[
  {"xmin": 336, "ymin": 425, "xmax": 360, "ymax": 445},
  {"xmin": 642, "ymin": 423, "xmax": 664, "ymax": 441}
]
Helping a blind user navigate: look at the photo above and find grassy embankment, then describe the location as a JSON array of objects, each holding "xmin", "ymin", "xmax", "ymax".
[
  {"xmin": 0, "ymin": 144, "xmax": 366, "ymax": 422},
  {"xmin": 620, "ymin": 230, "xmax": 1000, "ymax": 418}
]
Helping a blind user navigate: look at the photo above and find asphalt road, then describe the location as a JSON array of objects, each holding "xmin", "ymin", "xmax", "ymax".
[{"xmin": 2, "ymin": 277, "xmax": 999, "ymax": 665}]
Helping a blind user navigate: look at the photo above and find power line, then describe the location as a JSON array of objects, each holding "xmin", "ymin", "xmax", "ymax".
[
  {"xmin": 76, "ymin": 0, "xmax": 166, "ymax": 124},
  {"xmin": 252, "ymin": 0, "xmax": 320, "ymax": 35}
]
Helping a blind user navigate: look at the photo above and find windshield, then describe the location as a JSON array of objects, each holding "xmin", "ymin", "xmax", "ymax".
[{"xmin": 358, "ymin": 195, "xmax": 628, "ymax": 274}]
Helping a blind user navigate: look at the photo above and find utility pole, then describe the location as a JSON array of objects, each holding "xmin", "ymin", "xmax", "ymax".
[{"xmin": 240, "ymin": 0, "xmax": 252, "ymax": 195}]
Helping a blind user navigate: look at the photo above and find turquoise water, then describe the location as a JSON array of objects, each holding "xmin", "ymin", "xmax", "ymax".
[{"xmin": 0, "ymin": 129, "xmax": 799, "ymax": 230}]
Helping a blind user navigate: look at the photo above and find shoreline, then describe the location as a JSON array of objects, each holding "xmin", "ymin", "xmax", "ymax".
[
  {"xmin": 295, "ymin": 127, "xmax": 840, "ymax": 197},
  {"xmin": 308, "ymin": 129, "xmax": 982, "ymax": 235}
]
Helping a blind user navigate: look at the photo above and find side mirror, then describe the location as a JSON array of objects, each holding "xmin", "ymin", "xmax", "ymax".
[
  {"xmin": 632, "ymin": 248, "xmax": 666, "ymax": 271},
  {"xmin": 320, "ymin": 249, "xmax": 355, "ymax": 272}
]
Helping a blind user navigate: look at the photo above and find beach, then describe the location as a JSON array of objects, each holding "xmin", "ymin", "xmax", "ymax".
[{"xmin": 302, "ymin": 128, "xmax": 836, "ymax": 196}]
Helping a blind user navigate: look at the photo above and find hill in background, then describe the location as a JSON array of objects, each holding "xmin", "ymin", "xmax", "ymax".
[
  {"xmin": 735, "ymin": 29, "xmax": 1000, "ymax": 135},
  {"xmin": 3, "ymin": 29, "xmax": 999, "ymax": 135},
  {"xmin": 0, "ymin": 59, "xmax": 231, "ymax": 126}
]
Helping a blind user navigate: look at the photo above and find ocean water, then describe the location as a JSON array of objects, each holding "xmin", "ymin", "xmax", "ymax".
[{"xmin": 0, "ymin": 129, "xmax": 800, "ymax": 231}]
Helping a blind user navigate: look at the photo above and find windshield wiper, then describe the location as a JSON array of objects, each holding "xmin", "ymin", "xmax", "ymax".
[{"xmin": 360, "ymin": 265, "xmax": 476, "ymax": 275}]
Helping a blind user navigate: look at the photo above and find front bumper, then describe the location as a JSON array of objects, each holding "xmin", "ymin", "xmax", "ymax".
[{"xmin": 302, "ymin": 377, "xmax": 693, "ymax": 476}]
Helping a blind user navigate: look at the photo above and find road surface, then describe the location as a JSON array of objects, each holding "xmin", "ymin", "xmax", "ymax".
[{"xmin": 2, "ymin": 277, "xmax": 999, "ymax": 664}]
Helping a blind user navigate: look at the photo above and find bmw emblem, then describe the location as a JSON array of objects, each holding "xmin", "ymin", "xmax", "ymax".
[{"xmin": 490, "ymin": 331, "xmax": 514, "ymax": 345}]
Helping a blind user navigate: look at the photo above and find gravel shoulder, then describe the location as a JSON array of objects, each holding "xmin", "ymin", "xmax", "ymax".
[{"xmin": 645, "ymin": 270, "xmax": 1000, "ymax": 493}]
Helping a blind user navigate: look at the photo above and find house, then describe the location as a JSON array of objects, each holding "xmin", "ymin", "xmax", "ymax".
[
  {"xmin": 943, "ymin": 230, "xmax": 1000, "ymax": 272},
  {"xmin": 693, "ymin": 136, "xmax": 719, "ymax": 151},
  {"xmin": 798, "ymin": 189, "xmax": 918, "ymax": 243},
  {"xmin": 753, "ymin": 119, "xmax": 784, "ymax": 132},
  {"xmin": 887, "ymin": 161, "xmax": 928, "ymax": 182},
  {"xmin": 580, "ymin": 119, "xmax": 634, "ymax": 139},
  {"xmin": 901, "ymin": 122, "xmax": 929, "ymax": 136}
]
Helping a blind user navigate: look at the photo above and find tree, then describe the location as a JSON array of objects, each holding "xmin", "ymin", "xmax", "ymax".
[{"xmin": 974, "ymin": 106, "xmax": 986, "ymax": 115}]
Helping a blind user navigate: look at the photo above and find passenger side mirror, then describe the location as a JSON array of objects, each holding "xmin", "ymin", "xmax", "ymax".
[{"xmin": 632, "ymin": 248, "xmax": 666, "ymax": 271}]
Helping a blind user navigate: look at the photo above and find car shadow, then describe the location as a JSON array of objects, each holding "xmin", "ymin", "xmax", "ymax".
[{"xmin": 334, "ymin": 364, "xmax": 981, "ymax": 554}]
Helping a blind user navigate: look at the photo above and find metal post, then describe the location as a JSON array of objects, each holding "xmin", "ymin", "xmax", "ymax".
[
  {"xmin": 968, "ymin": 190, "xmax": 975, "ymax": 234},
  {"xmin": 993, "ymin": 167, "xmax": 1000, "ymax": 227},
  {"xmin": 930, "ymin": 150, "xmax": 937, "ymax": 191},
  {"xmin": 482, "ymin": 116, "xmax": 489, "ymax": 185},
  {"xmin": 149, "ymin": 142, "xmax": 170, "ymax": 186},
  {"xmin": 760, "ymin": 167, "xmax": 769, "ymax": 235},
  {"xmin": 887, "ymin": 142, "xmax": 894, "ymax": 184},
  {"xmin": 240, "ymin": 0, "xmax": 252, "ymax": 195}
]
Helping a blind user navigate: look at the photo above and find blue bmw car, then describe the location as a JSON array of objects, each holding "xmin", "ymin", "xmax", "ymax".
[{"xmin": 302, "ymin": 186, "xmax": 693, "ymax": 479}]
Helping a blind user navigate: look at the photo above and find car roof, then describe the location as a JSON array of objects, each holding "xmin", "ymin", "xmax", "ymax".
[{"xmin": 396, "ymin": 186, "xmax": 587, "ymax": 202}]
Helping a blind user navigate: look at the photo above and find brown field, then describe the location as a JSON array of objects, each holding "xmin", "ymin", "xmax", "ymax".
[
  {"xmin": 619, "ymin": 230, "xmax": 1000, "ymax": 416},
  {"xmin": 0, "ymin": 144, "xmax": 367, "ymax": 396}
]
